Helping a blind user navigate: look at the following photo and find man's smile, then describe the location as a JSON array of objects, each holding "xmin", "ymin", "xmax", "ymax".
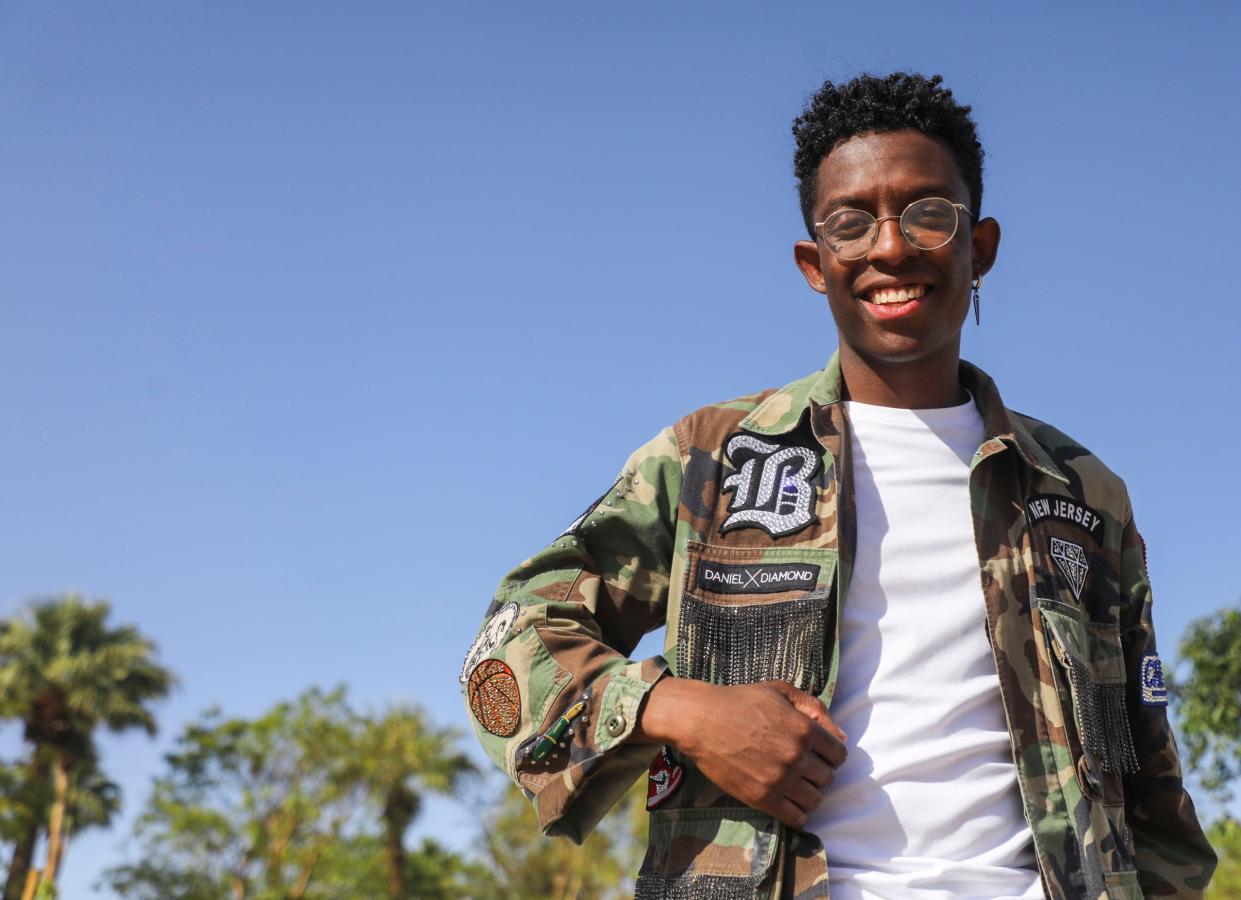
[
  {"xmin": 856, "ymin": 282, "xmax": 933, "ymax": 320},
  {"xmin": 862, "ymin": 283, "xmax": 930, "ymax": 304}
]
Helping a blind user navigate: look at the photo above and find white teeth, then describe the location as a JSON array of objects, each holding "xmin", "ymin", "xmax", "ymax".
[{"xmin": 868, "ymin": 285, "xmax": 927, "ymax": 304}]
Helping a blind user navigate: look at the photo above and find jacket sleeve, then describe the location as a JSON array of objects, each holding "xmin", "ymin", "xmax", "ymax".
[
  {"xmin": 1118, "ymin": 494, "xmax": 1217, "ymax": 896},
  {"xmin": 460, "ymin": 426, "xmax": 682, "ymax": 843}
]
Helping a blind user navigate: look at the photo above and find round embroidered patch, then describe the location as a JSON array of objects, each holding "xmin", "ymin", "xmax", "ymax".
[
  {"xmin": 460, "ymin": 602, "xmax": 520, "ymax": 684},
  {"xmin": 467, "ymin": 659, "xmax": 521, "ymax": 737}
]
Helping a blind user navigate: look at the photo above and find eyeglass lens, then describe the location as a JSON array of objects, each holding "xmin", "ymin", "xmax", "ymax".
[{"xmin": 822, "ymin": 197, "xmax": 960, "ymax": 260}]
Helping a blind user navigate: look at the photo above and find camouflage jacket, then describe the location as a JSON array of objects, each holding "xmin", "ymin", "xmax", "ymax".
[{"xmin": 461, "ymin": 353, "xmax": 1216, "ymax": 899}]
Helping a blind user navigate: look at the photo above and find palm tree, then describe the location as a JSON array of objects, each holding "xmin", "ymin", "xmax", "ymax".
[
  {"xmin": 0, "ymin": 748, "xmax": 122, "ymax": 897},
  {"xmin": 0, "ymin": 595, "xmax": 174, "ymax": 899},
  {"xmin": 352, "ymin": 706, "xmax": 476, "ymax": 898}
]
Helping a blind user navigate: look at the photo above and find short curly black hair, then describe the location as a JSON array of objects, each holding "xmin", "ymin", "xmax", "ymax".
[{"xmin": 792, "ymin": 72, "xmax": 984, "ymax": 237}]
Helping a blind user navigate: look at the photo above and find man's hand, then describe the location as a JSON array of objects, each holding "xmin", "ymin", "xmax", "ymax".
[{"xmin": 634, "ymin": 677, "xmax": 847, "ymax": 830}]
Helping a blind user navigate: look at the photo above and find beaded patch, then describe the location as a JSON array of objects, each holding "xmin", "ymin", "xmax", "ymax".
[
  {"xmin": 720, "ymin": 433, "xmax": 820, "ymax": 538},
  {"xmin": 634, "ymin": 873, "xmax": 768, "ymax": 900},
  {"xmin": 1061, "ymin": 651, "xmax": 1139, "ymax": 773},
  {"xmin": 467, "ymin": 659, "xmax": 521, "ymax": 737},
  {"xmin": 646, "ymin": 746, "xmax": 684, "ymax": 810},
  {"xmin": 678, "ymin": 591, "xmax": 830, "ymax": 694},
  {"xmin": 1140, "ymin": 653, "xmax": 1168, "ymax": 707},
  {"xmin": 1049, "ymin": 536, "xmax": 1090, "ymax": 600}
]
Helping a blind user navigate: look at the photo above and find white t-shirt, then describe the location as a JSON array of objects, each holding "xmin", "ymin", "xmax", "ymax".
[{"xmin": 804, "ymin": 395, "xmax": 1043, "ymax": 900}]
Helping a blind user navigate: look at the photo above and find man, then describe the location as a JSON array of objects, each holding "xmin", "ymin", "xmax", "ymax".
[{"xmin": 459, "ymin": 72, "xmax": 1216, "ymax": 898}]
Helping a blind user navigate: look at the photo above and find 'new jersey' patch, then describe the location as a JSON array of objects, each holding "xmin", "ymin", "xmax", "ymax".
[
  {"xmin": 1049, "ymin": 536, "xmax": 1090, "ymax": 601},
  {"xmin": 696, "ymin": 560, "xmax": 820, "ymax": 595},
  {"xmin": 1140, "ymin": 653, "xmax": 1168, "ymax": 706},
  {"xmin": 1026, "ymin": 493, "xmax": 1104, "ymax": 538}
]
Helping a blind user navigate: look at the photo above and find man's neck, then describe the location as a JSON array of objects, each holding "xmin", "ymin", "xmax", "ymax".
[{"xmin": 838, "ymin": 344, "xmax": 968, "ymax": 409}]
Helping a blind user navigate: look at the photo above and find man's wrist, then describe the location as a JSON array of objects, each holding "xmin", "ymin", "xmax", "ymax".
[{"xmin": 633, "ymin": 675, "xmax": 710, "ymax": 753}]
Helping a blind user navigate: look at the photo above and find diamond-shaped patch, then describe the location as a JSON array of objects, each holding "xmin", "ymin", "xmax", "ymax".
[{"xmin": 1049, "ymin": 536, "xmax": 1089, "ymax": 600}]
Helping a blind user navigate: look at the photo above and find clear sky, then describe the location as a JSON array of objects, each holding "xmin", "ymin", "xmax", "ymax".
[{"xmin": 2, "ymin": 2, "xmax": 1239, "ymax": 895}]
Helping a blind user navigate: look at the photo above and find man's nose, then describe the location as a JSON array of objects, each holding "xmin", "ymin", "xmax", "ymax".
[{"xmin": 867, "ymin": 216, "xmax": 918, "ymax": 266}]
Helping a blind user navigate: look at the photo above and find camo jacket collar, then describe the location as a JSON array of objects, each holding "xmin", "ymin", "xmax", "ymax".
[{"xmin": 739, "ymin": 350, "xmax": 1069, "ymax": 486}]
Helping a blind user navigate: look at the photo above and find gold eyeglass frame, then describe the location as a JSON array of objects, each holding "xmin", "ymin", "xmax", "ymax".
[{"xmin": 813, "ymin": 197, "xmax": 975, "ymax": 260}]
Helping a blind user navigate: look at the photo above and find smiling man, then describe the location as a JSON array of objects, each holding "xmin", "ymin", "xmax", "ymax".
[{"xmin": 460, "ymin": 73, "xmax": 1216, "ymax": 898}]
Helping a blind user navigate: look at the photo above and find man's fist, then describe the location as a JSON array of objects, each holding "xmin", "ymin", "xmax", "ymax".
[{"xmin": 635, "ymin": 677, "xmax": 847, "ymax": 830}]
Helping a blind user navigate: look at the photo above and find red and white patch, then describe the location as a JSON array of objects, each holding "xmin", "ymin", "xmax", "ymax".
[{"xmin": 646, "ymin": 746, "xmax": 684, "ymax": 810}]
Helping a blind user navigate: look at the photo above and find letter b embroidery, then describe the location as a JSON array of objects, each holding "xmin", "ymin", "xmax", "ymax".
[{"xmin": 720, "ymin": 434, "xmax": 820, "ymax": 538}]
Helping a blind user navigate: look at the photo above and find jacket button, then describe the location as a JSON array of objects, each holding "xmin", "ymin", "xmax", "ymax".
[{"xmin": 605, "ymin": 713, "xmax": 626, "ymax": 737}]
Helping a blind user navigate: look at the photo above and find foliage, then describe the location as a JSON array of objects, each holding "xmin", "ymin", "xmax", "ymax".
[
  {"xmin": 405, "ymin": 837, "xmax": 492, "ymax": 899},
  {"xmin": 1207, "ymin": 817, "xmax": 1241, "ymax": 898},
  {"xmin": 0, "ymin": 595, "xmax": 174, "ymax": 748},
  {"xmin": 0, "ymin": 595, "xmax": 173, "ymax": 899},
  {"xmin": 1169, "ymin": 605, "xmax": 1241, "ymax": 806},
  {"xmin": 350, "ymin": 707, "xmax": 477, "ymax": 897},
  {"xmin": 103, "ymin": 687, "xmax": 478, "ymax": 899},
  {"xmin": 1, "ymin": 751, "xmax": 121, "ymax": 896},
  {"xmin": 476, "ymin": 777, "xmax": 648, "ymax": 900},
  {"xmin": 0, "ymin": 758, "xmax": 51, "ymax": 845}
]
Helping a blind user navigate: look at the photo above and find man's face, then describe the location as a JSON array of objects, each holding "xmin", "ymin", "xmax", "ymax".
[{"xmin": 793, "ymin": 130, "xmax": 999, "ymax": 369}]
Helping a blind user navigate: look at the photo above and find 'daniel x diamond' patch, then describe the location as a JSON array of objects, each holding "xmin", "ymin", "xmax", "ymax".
[
  {"xmin": 1049, "ymin": 536, "xmax": 1090, "ymax": 600},
  {"xmin": 696, "ymin": 560, "xmax": 820, "ymax": 595},
  {"xmin": 1141, "ymin": 653, "xmax": 1168, "ymax": 706}
]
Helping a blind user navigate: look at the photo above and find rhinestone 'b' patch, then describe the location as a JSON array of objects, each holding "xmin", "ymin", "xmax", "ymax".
[{"xmin": 719, "ymin": 433, "xmax": 820, "ymax": 538}]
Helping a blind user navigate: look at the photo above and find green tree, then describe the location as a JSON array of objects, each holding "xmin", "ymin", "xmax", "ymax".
[
  {"xmin": 476, "ymin": 777, "xmax": 648, "ymax": 900},
  {"xmin": 1169, "ymin": 604, "xmax": 1241, "ymax": 896},
  {"xmin": 1170, "ymin": 605, "xmax": 1241, "ymax": 805},
  {"xmin": 0, "ymin": 595, "xmax": 173, "ymax": 899},
  {"xmin": 351, "ymin": 707, "xmax": 477, "ymax": 897},
  {"xmin": 108, "ymin": 688, "xmax": 366, "ymax": 899},
  {"xmin": 1206, "ymin": 817, "xmax": 1241, "ymax": 898},
  {"xmin": 104, "ymin": 688, "xmax": 481, "ymax": 899},
  {"xmin": 1, "ymin": 752, "xmax": 120, "ymax": 899}
]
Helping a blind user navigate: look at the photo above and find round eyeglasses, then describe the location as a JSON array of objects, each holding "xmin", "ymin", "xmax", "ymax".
[{"xmin": 814, "ymin": 197, "xmax": 974, "ymax": 260}]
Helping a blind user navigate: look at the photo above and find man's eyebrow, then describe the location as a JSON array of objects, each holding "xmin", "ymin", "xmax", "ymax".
[{"xmin": 819, "ymin": 184, "xmax": 965, "ymax": 217}]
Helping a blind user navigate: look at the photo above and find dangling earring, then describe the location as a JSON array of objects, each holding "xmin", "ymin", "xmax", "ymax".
[{"xmin": 971, "ymin": 274, "xmax": 984, "ymax": 325}]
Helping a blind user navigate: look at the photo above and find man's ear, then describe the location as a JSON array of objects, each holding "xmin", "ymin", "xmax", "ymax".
[
  {"xmin": 971, "ymin": 217, "xmax": 1001, "ymax": 279},
  {"xmin": 794, "ymin": 239, "xmax": 828, "ymax": 294}
]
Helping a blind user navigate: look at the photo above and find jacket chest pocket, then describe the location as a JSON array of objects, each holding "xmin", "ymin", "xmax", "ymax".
[
  {"xmin": 674, "ymin": 542, "xmax": 836, "ymax": 696},
  {"xmin": 1037, "ymin": 597, "xmax": 1137, "ymax": 804}
]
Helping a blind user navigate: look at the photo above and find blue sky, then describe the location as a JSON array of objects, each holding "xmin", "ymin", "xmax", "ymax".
[{"xmin": 2, "ymin": 2, "xmax": 1239, "ymax": 894}]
